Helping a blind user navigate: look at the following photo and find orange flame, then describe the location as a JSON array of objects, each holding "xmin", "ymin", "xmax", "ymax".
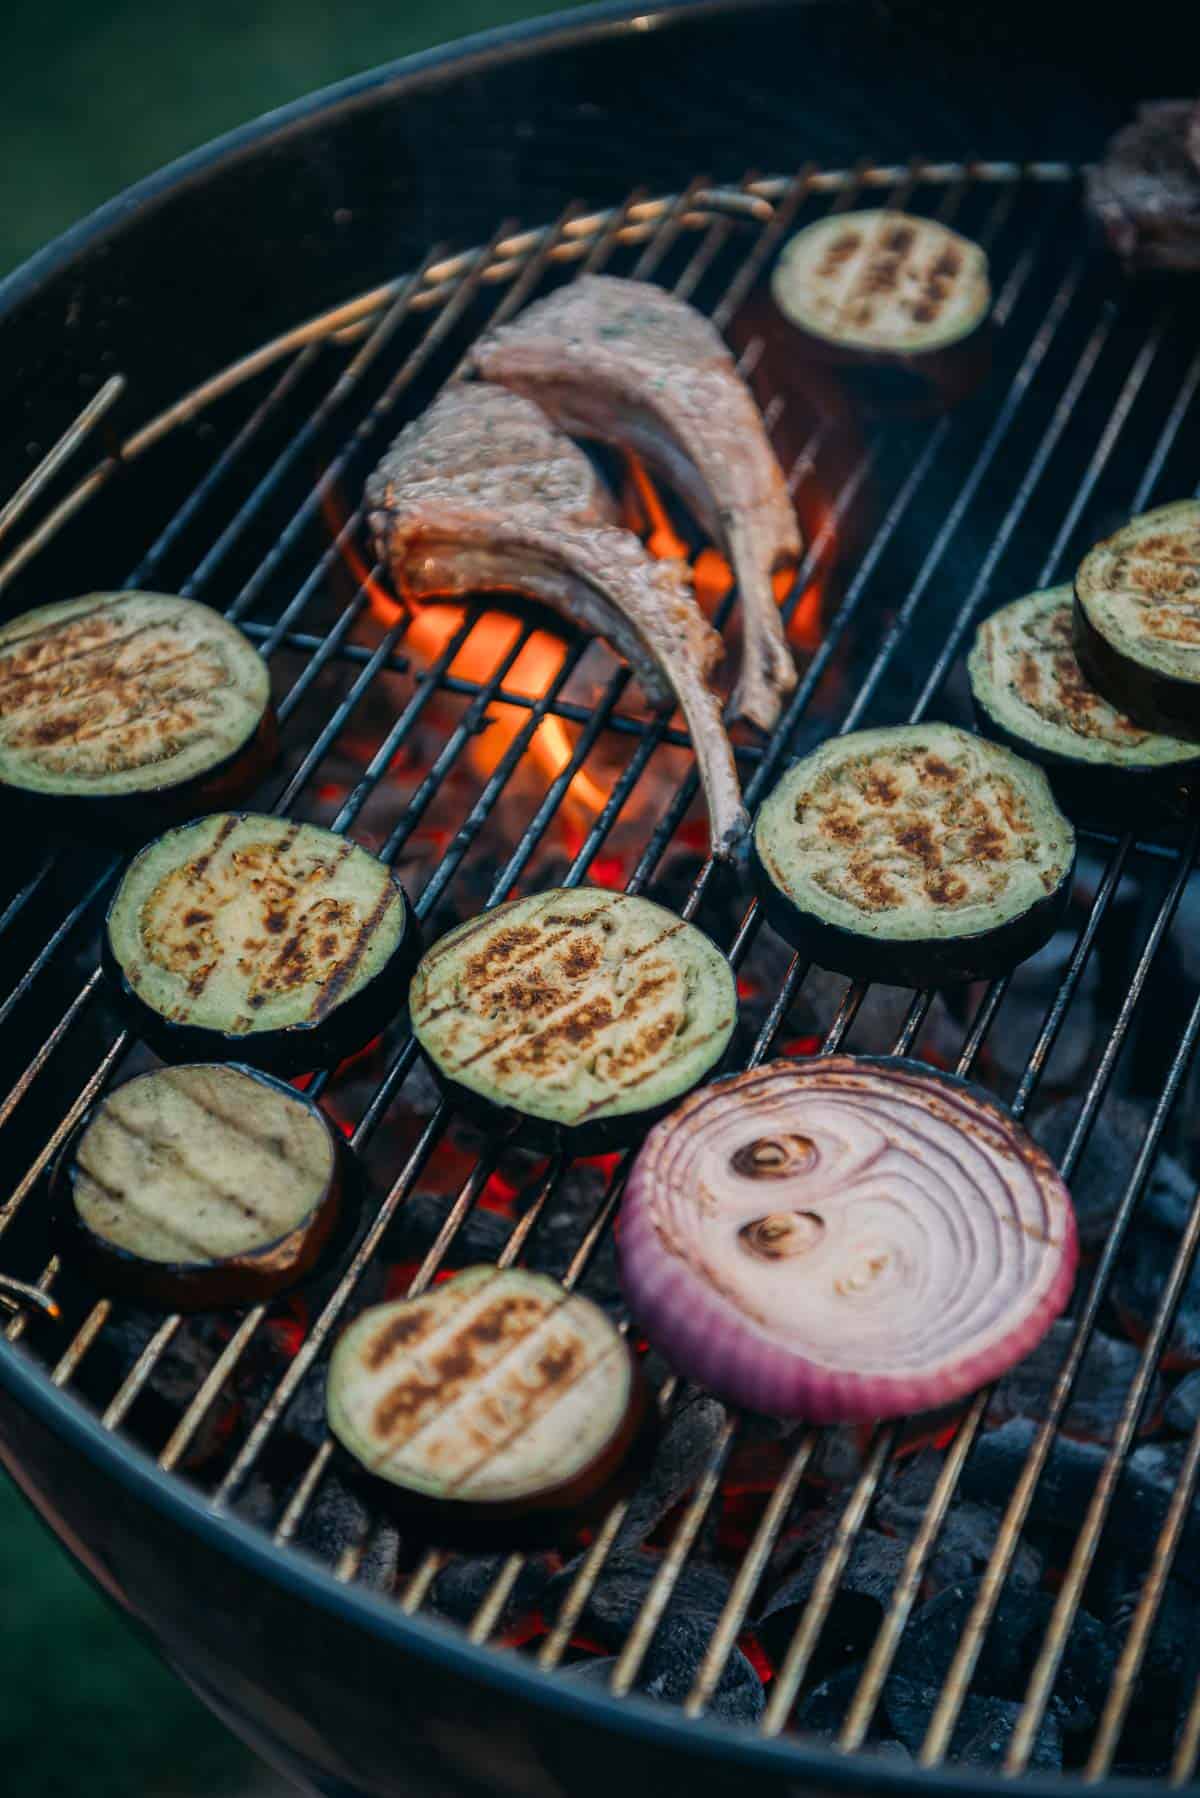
[
  {"xmin": 323, "ymin": 495, "xmax": 607, "ymax": 813},
  {"xmin": 624, "ymin": 459, "xmax": 827, "ymax": 653}
]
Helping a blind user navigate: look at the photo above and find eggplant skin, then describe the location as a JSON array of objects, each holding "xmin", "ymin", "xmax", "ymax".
[
  {"xmin": 421, "ymin": 1046, "xmax": 734, "ymax": 1158},
  {"xmin": 750, "ymin": 835, "xmax": 1074, "ymax": 989},
  {"xmin": 969, "ymin": 690, "xmax": 1200, "ymax": 834},
  {"xmin": 0, "ymin": 706, "xmax": 279, "ymax": 845},
  {"xmin": 51, "ymin": 1068, "xmax": 351, "ymax": 1312},
  {"xmin": 1073, "ymin": 595, "xmax": 1200, "ymax": 746},
  {"xmin": 331, "ymin": 1351, "xmax": 658, "ymax": 1550}
]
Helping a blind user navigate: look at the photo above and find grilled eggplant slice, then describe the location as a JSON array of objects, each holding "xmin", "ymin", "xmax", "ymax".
[
  {"xmin": 969, "ymin": 585, "xmax": 1200, "ymax": 826},
  {"xmin": 409, "ymin": 886, "xmax": 737, "ymax": 1152},
  {"xmin": 328, "ymin": 1266, "xmax": 653, "ymax": 1544},
  {"xmin": 53, "ymin": 1063, "xmax": 344, "ymax": 1311},
  {"xmin": 1073, "ymin": 501, "xmax": 1200, "ymax": 742},
  {"xmin": 771, "ymin": 211, "xmax": 990, "ymax": 355},
  {"xmin": 0, "ymin": 592, "xmax": 276, "ymax": 836},
  {"xmin": 752, "ymin": 725, "xmax": 1075, "ymax": 988},
  {"xmin": 104, "ymin": 813, "xmax": 418, "ymax": 1074}
]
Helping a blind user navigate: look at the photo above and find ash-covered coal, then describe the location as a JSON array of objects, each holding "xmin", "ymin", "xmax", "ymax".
[
  {"xmin": 379, "ymin": 1190, "xmax": 513, "ymax": 1272},
  {"xmin": 1165, "ymin": 1369, "xmax": 1200, "ymax": 1433},
  {"xmin": 988, "ymin": 1321, "xmax": 1161, "ymax": 1442},
  {"xmin": 895, "ymin": 1581, "xmax": 1113, "ymax": 1739},
  {"xmin": 1033, "ymin": 1094, "xmax": 1193, "ymax": 1248},
  {"xmin": 427, "ymin": 1552, "xmax": 556, "ymax": 1627},
  {"xmin": 985, "ymin": 924, "xmax": 1100, "ymax": 1092},
  {"xmin": 759, "ymin": 1529, "xmax": 908, "ymax": 1678},
  {"xmin": 873, "ymin": 1450, "xmax": 1043, "ymax": 1593},
  {"xmin": 1109, "ymin": 1221, "xmax": 1200, "ymax": 1369},
  {"xmin": 297, "ymin": 1474, "xmax": 400, "ymax": 1591},
  {"xmin": 559, "ymin": 1647, "xmax": 763, "ymax": 1724},
  {"xmin": 544, "ymin": 1549, "xmax": 762, "ymax": 1718},
  {"xmin": 1086, "ymin": 99, "xmax": 1200, "ymax": 272},
  {"xmin": 614, "ymin": 1390, "xmax": 728, "ymax": 1551},
  {"xmin": 885, "ymin": 1678, "xmax": 1064, "ymax": 1771},
  {"xmin": 962, "ymin": 1419, "xmax": 1199, "ymax": 1573}
]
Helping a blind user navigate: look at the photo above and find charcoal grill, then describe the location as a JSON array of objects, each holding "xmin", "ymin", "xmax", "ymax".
[{"xmin": 2, "ymin": 2, "xmax": 1200, "ymax": 1793}]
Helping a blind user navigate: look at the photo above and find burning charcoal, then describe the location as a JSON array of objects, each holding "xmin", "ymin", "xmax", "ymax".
[
  {"xmin": 1086, "ymin": 100, "xmax": 1200, "ymax": 272},
  {"xmin": 897, "ymin": 1581, "xmax": 1113, "ymax": 1737},
  {"xmin": 962, "ymin": 1420, "xmax": 1200, "ymax": 1574},
  {"xmin": 794, "ymin": 1664, "xmax": 911, "ymax": 1756},
  {"xmin": 615, "ymin": 1391, "xmax": 729, "ymax": 1551},
  {"xmin": 1033, "ymin": 1095, "xmax": 1193, "ymax": 1247},
  {"xmin": 429, "ymin": 1552, "xmax": 555, "ymax": 1627},
  {"xmin": 559, "ymin": 1647, "xmax": 764, "ymax": 1723},
  {"xmin": 545, "ymin": 1549, "xmax": 733, "ymax": 1644},
  {"xmin": 759, "ymin": 1530, "xmax": 908, "ymax": 1677},
  {"xmin": 774, "ymin": 965, "xmax": 958, "ymax": 1063},
  {"xmin": 1110, "ymin": 1221, "xmax": 1200, "ymax": 1369},
  {"xmin": 526, "ymin": 1161, "xmax": 623, "ymax": 1315},
  {"xmin": 874, "ymin": 1451, "xmax": 1043, "ymax": 1593},
  {"xmin": 1165, "ymin": 1369, "xmax": 1200, "ymax": 1433},
  {"xmin": 988, "ymin": 1321, "xmax": 1161, "ymax": 1442},
  {"xmin": 297, "ymin": 1474, "xmax": 400, "ymax": 1591},
  {"xmin": 985, "ymin": 928, "xmax": 1100, "ymax": 1092},
  {"xmin": 378, "ymin": 1191, "xmax": 513, "ymax": 1271},
  {"xmin": 885, "ymin": 1678, "xmax": 1063, "ymax": 1771}
]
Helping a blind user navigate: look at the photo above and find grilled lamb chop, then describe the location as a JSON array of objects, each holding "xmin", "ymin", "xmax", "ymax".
[
  {"xmin": 1086, "ymin": 100, "xmax": 1200, "ymax": 272},
  {"xmin": 468, "ymin": 275, "xmax": 800, "ymax": 732},
  {"xmin": 366, "ymin": 384, "xmax": 748, "ymax": 858}
]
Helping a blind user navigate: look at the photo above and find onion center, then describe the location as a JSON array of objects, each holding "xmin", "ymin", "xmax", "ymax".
[
  {"xmin": 738, "ymin": 1210, "xmax": 825, "ymax": 1260},
  {"xmin": 730, "ymin": 1134, "xmax": 816, "ymax": 1178}
]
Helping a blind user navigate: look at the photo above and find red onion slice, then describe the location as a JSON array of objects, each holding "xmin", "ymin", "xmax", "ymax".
[{"xmin": 618, "ymin": 1057, "xmax": 1077, "ymax": 1422}]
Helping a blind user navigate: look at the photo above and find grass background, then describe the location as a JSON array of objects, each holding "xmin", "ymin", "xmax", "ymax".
[{"xmin": 0, "ymin": 2, "xmax": 588, "ymax": 1791}]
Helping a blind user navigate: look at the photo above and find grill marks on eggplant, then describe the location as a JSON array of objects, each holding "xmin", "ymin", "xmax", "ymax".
[
  {"xmin": 1077, "ymin": 502, "xmax": 1200, "ymax": 667},
  {"xmin": 770, "ymin": 211, "xmax": 990, "ymax": 353},
  {"xmin": 56, "ymin": 1063, "xmax": 342, "ymax": 1309},
  {"xmin": 753, "ymin": 727, "xmax": 1075, "ymax": 985},
  {"xmin": 328, "ymin": 1267, "xmax": 642, "ymax": 1517},
  {"xmin": 410, "ymin": 888, "xmax": 736, "ymax": 1142},
  {"xmin": 1073, "ymin": 502, "xmax": 1200, "ymax": 741},
  {"xmin": 970, "ymin": 587, "xmax": 1198, "ymax": 766},
  {"xmin": 105, "ymin": 813, "xmax": 416, "ymax": 1069},
  {"xmin": 0, "ymin": 592, "xmax": 271, "ymax": 797}
]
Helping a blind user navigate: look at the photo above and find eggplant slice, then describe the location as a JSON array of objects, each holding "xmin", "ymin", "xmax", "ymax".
[
  {"xmin": 409, "ymin": 886, "xmax": 737, "ymax": 1152},
  {"xmin": 1074, "ymin": 500, "xmax": 1200, "ymax": 741},
  {"xmin": 770, "ymin": 211, "xmax": 990, "ymax": 354},
  {"xmin": 969, "ymin": 585, "xmax": 1200, "ymax": 824},
  {"xmin": 54, "ymin": 1063, "xmax": 344, "ymax": 1311},
  {"xmin": 752, "ymin": 724, "xmax": 1075, "ymax": 988},
  {"xmin": 104, "ymin": 813, "xmax": 418, "ymax": 1074},
  {"xmin": 328, "ymin": 1266, "xmax": 652, "ymax": 1543},
  {"xmin": 0, "ymin": 591, "xmax": 276, "ymax": 835}
]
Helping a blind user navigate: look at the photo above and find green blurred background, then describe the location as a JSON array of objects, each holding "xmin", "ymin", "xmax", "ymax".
[{"xmin": 0, "ymin": 4, "xmax": 590, "ymax": 1792}]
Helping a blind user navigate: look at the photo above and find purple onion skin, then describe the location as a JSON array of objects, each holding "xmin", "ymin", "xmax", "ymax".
[{"xmin": 618, "ymin": 1057, "xmax": 1078, "ymax": 1424}]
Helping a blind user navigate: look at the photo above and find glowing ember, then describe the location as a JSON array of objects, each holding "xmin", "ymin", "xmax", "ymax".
[{"xmin": 323, "ymin": 490, "xmax": 608, "ymax": 814}]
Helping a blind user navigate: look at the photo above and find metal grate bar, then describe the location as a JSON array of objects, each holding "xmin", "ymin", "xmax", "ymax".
[
  {"xmin": 1086, "ymin": 1413, "xmax": 1200, "ymax": 1777},
  {"xmin": 5, "ymin": 155, "xmax": 1200, "ymax": 1780},
  {"xmin": 920, "ymin": 826, "xmax": 1200, "ymax": 1763},
  {"xmin": 1007, "ymin": 1184, "xmax": 1200, "ymax": 1770},
  {"xmin": 0, "ymin": 375, "xmax": 125, "ymax": 548}
]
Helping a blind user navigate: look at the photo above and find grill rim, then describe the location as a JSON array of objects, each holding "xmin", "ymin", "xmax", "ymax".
[
  {"xmin": 0, "ymin": 1340, "xmax": 1172, "ymax": 1798},
  {"xmin": 0, "ymin": 0, "xmax": 769, "ymax": 324},
  {"xmin": 0, "ymin": 11, "xmax": 1193, "ymax": 1792}
]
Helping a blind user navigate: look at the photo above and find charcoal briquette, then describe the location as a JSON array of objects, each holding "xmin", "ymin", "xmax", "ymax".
[
  {"xmin": 885, "ymin": 1677, "xmax": 1063, "ymax": 1770},
  {"xmin": 988, "ymin": 1321, "xmax": 1161, "ymax": 1442},
  {"xmin": 614, "ymin": 1392, "xmax": 729, "ymax": 1551}
]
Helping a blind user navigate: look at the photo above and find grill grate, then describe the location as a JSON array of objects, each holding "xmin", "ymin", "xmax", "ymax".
[{"xmin": 3, "ymin": 159, "xmax": 1200, "ymax": 1781}]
